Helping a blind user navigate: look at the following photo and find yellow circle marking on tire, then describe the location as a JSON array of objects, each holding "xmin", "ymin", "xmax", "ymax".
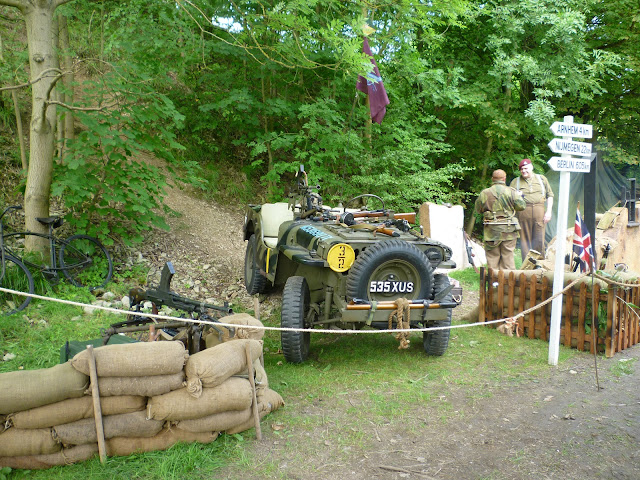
[{"xmin": 327, "ymin": 243, "xmax": 355, "ymax": 272}]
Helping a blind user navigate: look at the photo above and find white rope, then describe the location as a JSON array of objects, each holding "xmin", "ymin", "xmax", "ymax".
[
  {"xmin": 615, "ymin": 295, "xmax": 640, "ymax": 323},
  {"xmin": 3, "ymin": 270, "xmax": 635, "ymax": 335},
  {"xmin": 0, "ymin": 286, "xmax": 508, "ymax": 334}
]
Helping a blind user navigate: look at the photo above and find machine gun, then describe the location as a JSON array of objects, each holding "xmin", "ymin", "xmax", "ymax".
[
  {"xmin": 101, "ymin": 261, "xmax": 233, "ymax": 353},
  {"xmin": 130, "ymin": 261, "xmax": 232, "ymax": 316},
  {"xmin": 291, "ymin": 164, "xmax": 323, "ymax": 219}
]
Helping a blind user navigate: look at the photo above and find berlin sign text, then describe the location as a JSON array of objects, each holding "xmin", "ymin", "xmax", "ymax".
[{"xmin": 547, "ymin": 156, "xmax": 591, "ymax": 173}]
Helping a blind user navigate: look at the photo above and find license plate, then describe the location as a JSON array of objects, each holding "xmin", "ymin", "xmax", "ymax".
[{"xmin": 369, "ymin": 281, "xmax": 414, "ymax": 294}]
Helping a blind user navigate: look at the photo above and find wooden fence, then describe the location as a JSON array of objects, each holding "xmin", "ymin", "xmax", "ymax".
[{"xmin": 479, "ymin": 267, "xmax": 640, "ymax": 357}]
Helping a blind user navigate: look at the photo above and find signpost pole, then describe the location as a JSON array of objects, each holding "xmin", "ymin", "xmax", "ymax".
[{"xmin": 548, "ymin": 115, "xmax": 574, "ymax": 366}]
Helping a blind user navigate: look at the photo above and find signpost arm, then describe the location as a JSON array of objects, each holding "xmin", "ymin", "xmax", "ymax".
[{"xmin": 548, "ymin": 115, "xmax": 574, "ymax": 366}]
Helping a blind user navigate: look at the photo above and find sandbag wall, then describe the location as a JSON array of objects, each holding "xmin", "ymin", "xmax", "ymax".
[{"xmin": 0, "ymin": 313, "xmax": 284, "ymax": 470}]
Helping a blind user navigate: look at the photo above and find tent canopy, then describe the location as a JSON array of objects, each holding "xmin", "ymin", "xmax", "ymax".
[{"xmin": 541, "ymin": 157, "xmax": 629, "ymax": 244}]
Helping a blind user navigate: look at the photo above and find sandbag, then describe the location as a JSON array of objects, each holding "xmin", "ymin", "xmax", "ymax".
[
  {"xmin": 106, "ymin": 427, "xmax": 218, "ymax": 456},
  {"xmin": 0, "ymin": 362, "xmax": 89, "ymax": 414},
  {"xmin": 92, "ymin": 372, "xmax": 185, "ymax": 397},
  {"xmin": 53, "ymin": 411, "xmax": 164, "ymax": 446},
  {"xmin": 205, "ymin": 314, "xmax": 265, "ymax": 348},
  {"xmin": 0, "ymin": 428, "xmax": 60, "ymax": 457},
  {"xmin": 226, "ymin": 388, "xmax": 285, "ymax": 435},
  {"xmin": 8, "ymin": 395, "xmax": 146, "ymax": 429},
  {"xmin": 71, "ymin": 341, "xmax": 187, "ymax": 377},
  {"xmin": 175, "ymin": 408, "xmax": 253, "ymax": 433},
  {"xmin": 147, "ymin": 377, "xmax": 253, "ymax": 421},
  {"xmin": 0, "ymin": 443, "xmax": 98, "ymax": 470},
  {"xmin": 185, "ymin": 339, "xmax": 262, "ymax": 397}
]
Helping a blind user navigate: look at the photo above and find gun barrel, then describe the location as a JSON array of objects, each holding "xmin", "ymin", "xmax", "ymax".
[
  {"xmin": 145, "ymin": 290, "xmax": 233, "ymax": 315},
  {"xmin": 351, "ymin": 211, "xmax": 416, "ymax": 223}
]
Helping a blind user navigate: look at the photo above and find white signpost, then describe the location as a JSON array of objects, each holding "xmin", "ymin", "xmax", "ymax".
[
  {"xmin": 547, "ymin": 116, "xmax": 593, "ymax": 366},
  {"xmin": 547, "ymin": 138, "xmax": 592, "ymax": 157},
  {"xmin": 547, "ymin": 156, "xmax": 592, "ymax": 173},
  {"xmin": 550, "ymin": 121, "xmax": 593, "ymax": 138}
]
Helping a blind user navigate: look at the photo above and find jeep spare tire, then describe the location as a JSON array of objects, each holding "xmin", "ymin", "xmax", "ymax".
[{"xmin": 346, "ymin": 240, "xmax": 433, "ymax": 302}]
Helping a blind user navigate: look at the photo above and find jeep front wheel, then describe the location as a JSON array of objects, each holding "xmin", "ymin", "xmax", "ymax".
[
  {"xmin": 346, "ymin": 240, "xmax": 433, "ymax": 302},
  {"xmin": 244, "ymin": 234, "xmax": 267, "ymax": 295},
  {"xmin": 281, "ymin": 276, "xmax": 312, "ymax": 363}
]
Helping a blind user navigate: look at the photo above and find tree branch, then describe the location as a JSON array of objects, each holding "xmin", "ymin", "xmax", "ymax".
[
  {"xmin": 0, "ymin": 67, "xmax": 63, "ymax": 92},
  {"xmin": 0, "ymin": 0, "xmax": 28, "ymax": 10},
  {"xmin": 46, "ymin": 100, "xmax": 115, "ymax": 112},
  {"xmin": 54, "ymin": 0, "xmax": 75, "ymax": 8}
]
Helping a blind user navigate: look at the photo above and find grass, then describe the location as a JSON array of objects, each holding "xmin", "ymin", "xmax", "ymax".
[
  {"xmin": 610, "ymin": 357, "xmax": 637, "ymax": 377},
  {"xmin": 1, "ymin": 266, "xmax": 587, "ymax": 479}
]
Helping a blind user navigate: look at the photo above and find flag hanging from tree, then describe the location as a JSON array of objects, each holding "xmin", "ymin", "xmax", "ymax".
[
  {"xmin": 573, "ymin": 208, "xmax": 595, "ymax": 272},
  {"xmin": 356, "ymin": 38, "xmax": 390, "ymax": 124}
]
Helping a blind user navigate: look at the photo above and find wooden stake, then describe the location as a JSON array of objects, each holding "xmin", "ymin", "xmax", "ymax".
[
  {"xmin": 245, "ymin": 342, "xmax": 262, "ymax": 440},
  {"xmin": 254, "ymin": 296, "xmax": 260, "ymax": 321},
  {"xmin": 86, "ymin": 345, "xmax": 107, "ymax": 463}
]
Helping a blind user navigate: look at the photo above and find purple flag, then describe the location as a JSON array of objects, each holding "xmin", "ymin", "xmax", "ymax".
[{"xmin": 356, "ymin": 38, "xmax": 390, "ymax": 124}]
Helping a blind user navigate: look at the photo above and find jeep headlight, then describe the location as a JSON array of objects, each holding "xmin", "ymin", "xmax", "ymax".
[
  {"xmin": 327, "ymin": 243, "xmax": 355, "ymax": 272},
  {"xmin": 425, "ymin": 248, "xmax": 443, "ymax": 263}
]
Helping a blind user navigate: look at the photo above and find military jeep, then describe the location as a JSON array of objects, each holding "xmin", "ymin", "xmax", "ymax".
[{"xmin": 242, "ymin": 166, "xmax": 461, "ymax": 363}]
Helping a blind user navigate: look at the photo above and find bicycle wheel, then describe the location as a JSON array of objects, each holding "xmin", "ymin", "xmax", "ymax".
[
  {"xmin": 59, "ymin": 235, "xmax": 113, "ymax": 290},
  {"xmin": 0, "ymin": 254, "xmax": 34, "ymax": 315}
]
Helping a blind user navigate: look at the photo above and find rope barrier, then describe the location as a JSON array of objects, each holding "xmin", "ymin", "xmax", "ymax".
[
  {"xmin": 0, "ymin": 285, "xmax": 501, "ymax": 334},
  {"xmin": 0, "ymin": 270, "xmax": 637, "ymax": 336},
  {"xmin": 508, "ymin": 271, "xmax": 590, "ymax": 323}
]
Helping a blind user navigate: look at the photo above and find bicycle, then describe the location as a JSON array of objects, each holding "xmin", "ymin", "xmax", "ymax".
[
  {"xmin": 0, "ymin": 206, "xmax": 34, "ymax": 315},
  {"xmin": 0, "ymin": 205, "xmax": 113, "ymax": 315}
]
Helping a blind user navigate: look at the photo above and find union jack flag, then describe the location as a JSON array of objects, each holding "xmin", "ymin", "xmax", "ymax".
[{"xmin": 573, "ymin": 208, "xmax": 595, "ymax": 272}]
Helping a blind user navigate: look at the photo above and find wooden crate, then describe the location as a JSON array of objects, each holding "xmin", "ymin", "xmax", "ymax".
[{"xmin": 479, "ymin": 267, "xmax": 640, "ymax": 357}]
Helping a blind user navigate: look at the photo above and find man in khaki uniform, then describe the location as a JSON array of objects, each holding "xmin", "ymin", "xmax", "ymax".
[
  {"xmin": 475, "ymin": 169, "xmax": 526, "ymax": 270},
  {"xmin": 510, "ymin": 158, "xmax": 554, "ymax": 260}
]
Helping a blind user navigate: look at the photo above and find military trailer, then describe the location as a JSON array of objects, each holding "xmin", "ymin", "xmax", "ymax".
[{"xmin": 243, "ymin": 166, "xmax": 461, "ymax": 363}]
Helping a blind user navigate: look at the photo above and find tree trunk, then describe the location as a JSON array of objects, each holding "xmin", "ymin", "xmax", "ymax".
[{"xmin": 22, "ymin": 1, "xmax": 61, "ymax": 248}]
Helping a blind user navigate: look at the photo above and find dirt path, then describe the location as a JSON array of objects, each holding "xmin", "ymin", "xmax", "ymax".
[{"xmin": 145, "ymin": 173, "xmax": 640, "ymax": 480}]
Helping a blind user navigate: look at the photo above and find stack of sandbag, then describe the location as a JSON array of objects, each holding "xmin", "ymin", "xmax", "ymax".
[
  {"xmin": 70, "ymin": 341, "xmax": 188, "ymax": 398},
  {"xmin": 0, "ymin": 314, "xmax": 284, "ymax": 470},
  {"xmin": 0, "ymin": 342, "xmax": 190, "ymax": 469},
  {"xmin": 0, "ymin": 361, "xmax": 96, "ymax": 468},
  {"xmin": 150, "ymin": 337, "xmax": 283, "ymax": 434}
]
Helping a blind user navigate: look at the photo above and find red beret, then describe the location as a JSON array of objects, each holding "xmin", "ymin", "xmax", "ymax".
[{"xmin": 519, "ymin": 158, "xmax": 532, "ymax": 169}]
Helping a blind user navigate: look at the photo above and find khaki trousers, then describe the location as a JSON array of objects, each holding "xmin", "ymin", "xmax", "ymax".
[
  {"xmin": 517, "ymin": 203, "xmax": 545, "ymax": 260},
  {"xmin": 485, "ymin": 238, "xmax": 517, "ymax": 271}
]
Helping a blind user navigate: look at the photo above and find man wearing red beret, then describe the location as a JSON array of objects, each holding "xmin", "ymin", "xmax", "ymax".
[{"xmin": 510, "ymin": 158, "xmax": 554, "ymax": 260}]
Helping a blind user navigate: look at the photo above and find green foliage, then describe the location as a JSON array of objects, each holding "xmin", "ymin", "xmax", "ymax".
[
  {"xmin": 2, "ymin": 0, "xmax": 640, "ymax": 245},
  {"xmin": 51, "ymin": 62, "xmax": 186, "ymax": 246}
]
